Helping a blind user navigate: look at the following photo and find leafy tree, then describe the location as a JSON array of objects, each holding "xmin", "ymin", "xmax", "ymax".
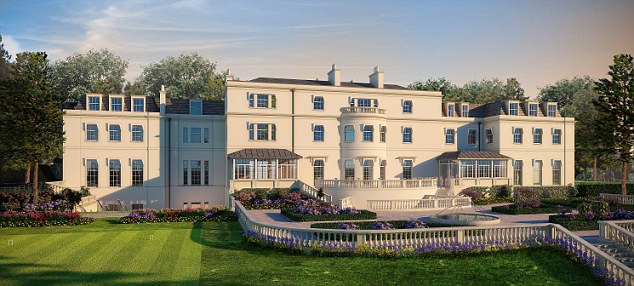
[
  {"xmin": 409, "ymin": 77, "xmax": 526, "ymax": 103},
  {"xmin": 0, "ymin": 52, "xmax": 64, "ymax": 203},
  {"xmin": 537, "ymin": 76, "xmax": 596, "ymax": 116},
  {"xmin": 51, "ymin": 49, "xmax": 128, "ymax": 101},
  {"xmin": 0, "ymin": 35, "xmax": 11, "ymax": 80},
  {"xmin": 137, "ymin": 53, "xmax": 223, "ymax": 99},
  {"xmin": 594, "ymin": 54, "xmax": 634, "ymax": 195},
  {"xmin": 409, "ymin": 78, "xmax": 458, "ymax": 100},
  {"xmin": 123, "ymin": 80, "xmax": 146, "ymax": 96}
]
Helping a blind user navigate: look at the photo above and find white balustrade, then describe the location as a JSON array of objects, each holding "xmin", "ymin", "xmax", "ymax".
[
  {"xmin": 341, "ymin": 107, "xmax": 386, "ymax": 115},
  {"xmin": 600, "ymin": 193, "xmax": 634, "ymax": 206},
  {"xmin": 316, "ymin": 178, "xmax": 437, "ymax": 189},
  {"xmin": 366, "ymin": 197, "xmax": 472, "ymax": 210}
]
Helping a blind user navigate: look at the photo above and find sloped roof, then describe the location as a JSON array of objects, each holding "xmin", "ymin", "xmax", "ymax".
[
  {"xmin": 249, "ymin": 77, "xmax": 407, "ymax": 90},
  {"xmin": 228, "ymin": 148, "xmax": 303, "ymax": 160},
  {"xmin": 437, "ymin": 151, "xmax": 511, "ymax": 160}
]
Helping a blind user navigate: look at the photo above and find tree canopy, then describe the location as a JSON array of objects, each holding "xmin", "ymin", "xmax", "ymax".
[
  {"xmin": 51, "ymin": 49, "xmax": 128, "ymax": 101},
  {"xmin": 409, "ymin": 77, "xmax": 527, "ymax": 103},
  {"xmin": 137, "ymin": 53, "xmax": 224, "ymax": 100},
  {"xmin": 537, "ymin": 76, "xmax": 596, "ymax": 116},
  {"xmin": 0, "ymin": 35, "xmax": 11, "ymax": 81}
]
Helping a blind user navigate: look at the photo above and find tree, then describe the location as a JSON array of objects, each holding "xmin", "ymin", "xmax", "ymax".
[
  {"xmin": 137, "ymin": 53, "xmax": 223, "ymax": 99},
  {"xmin": 51, "ymin": 49, "xmax": 128, "ymax": 101},
  {"xmin": 409, "ymin": 77, "xmax": 458, "ymax": 101},
  {"xmin": 537, "ymin": 76, "xmax": 596, "ymax": 116},
  {"xmin": 594, "ymin": 54, "xmax": 634, "ymax": 195},
  {"xmin": 409, "ymin": 77, "xmax": 527, "ymax": 103},
  {"xmin": 0, "ymin": 52, "xmax": 64, "ymax": 203},
  {"xmin": 123, "ymin": 80, "xmax": 146, "ymax": 96},
  {"xmin": 0, "ymin": 35, "xmax": 11, "ymax": 80}
]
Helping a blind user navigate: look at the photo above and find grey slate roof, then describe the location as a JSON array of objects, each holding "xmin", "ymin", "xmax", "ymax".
[
  {"xmin": 249, "ymin": 77, "xmax": 407, "ymax": 90},
  {"xmin": 228, "ymin": 148, "xmax": 303, "ymax": 160},
  {"xmin": 66, "ymin": 95, "xmax": 224, "ymax": 115},
  {"xmin": 437, "ymin": 151, "xmax": 511, "ymax": 160}
]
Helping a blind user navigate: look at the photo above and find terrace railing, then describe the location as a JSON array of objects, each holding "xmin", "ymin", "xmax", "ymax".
[
  {"xmin": 600, "ymin": 193, "xmax": 634, "ymax": 206},
  {"xmin": 316, "ymin": 178, "xmax": 437, "ymax": 189},
  {"xmin": 236, "ymin": 201, "xmax": 634, "ymax": 285},
  {"xmin": 340, "ymin": 107, "xmax": 386, "ymax": 115},
  {"xmin": 366, "ymin": 197, "xmax": 472, "ymax": 210},
  {"xmin": 292, "ymin": 180, "xmax": 333, "ymax": 204},
  {"xmin": 600, "ymin": 220, "xmax": 634, "ymax": 253}
]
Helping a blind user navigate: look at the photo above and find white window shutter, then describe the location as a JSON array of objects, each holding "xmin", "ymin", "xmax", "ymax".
[
  {"xmin": 512, "ymin": 127, "xmax": 515, "ymax": 133},
  {"xmin": 105, "ymin": 123, "xmax": 109, "ymax": 131},
  {"xmin": 361, "ymin": 124, "xmax": 365, "ymax": 130},
  {"xmin": 311, "ymin": 95, "xmax": 315, "ymax": 102},
  {"xmin": 82, "ymin": 123, "xmax": 86, "ymax": 131},
  {"xmin": 401, "ymin": 99, "xmax": 404, "ymax": 106},
  {"xmin": 82, "ymin": 158, "xmax": 86, "ymax": 166},
  {"xmin": 128, "ymin": 158, "xmax": 131, "ymax": 166},
  {"xmin": 128, "ymin": 124, "xmax": 132, "ymax": 132},
  {"xmin": 105, "ymin": 158, "xmax": 109, "ymax": 166},
  {"xmin": 311, "ymin": 123, "xmax": 314, "ymax": 131}
]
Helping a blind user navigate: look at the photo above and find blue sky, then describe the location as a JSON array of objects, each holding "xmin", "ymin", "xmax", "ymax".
[{"xmin": 1, "ymin": 0, "xmax": 633, "ymax": 97}]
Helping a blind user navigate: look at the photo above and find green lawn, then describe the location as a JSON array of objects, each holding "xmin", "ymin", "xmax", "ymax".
[{"xmin": 0, "ymin": 219, "xmax": 603, "ymax": 285}]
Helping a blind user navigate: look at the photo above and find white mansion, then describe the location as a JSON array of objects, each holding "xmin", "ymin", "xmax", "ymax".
[{"xmin": 61, "ymin": 65, "xmax": 574, "ymax": 210}]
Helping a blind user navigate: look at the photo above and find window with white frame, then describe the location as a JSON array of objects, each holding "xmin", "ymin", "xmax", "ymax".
[
  {"xmin": 447, "ymin": 104, "xmax": 455, "ymax": 117},
  {"xmin": 552, "ymin": 160, "xmax": 562, "ymax": 185},
  {"xmin": 552, "ymin": 128, "xmax": 561, "ymax": 144},
  {"xmin": 402, "ymin": 160, "xmax": 413, "ymax": 179},
  {"xmin": 248, "ymin": 93, "xmax": 276, "ymax": 109},
  {"xmin": 356, "ymin": 98, "xmax": 373, "ymax": 107},
  {"xmin": 380, "ymin": 126, "xmax": 387, "ymax": 143},
  {"xmin": 363, "ymin": 160, "xmax": 373, "ymax": 180},
  {"xmin": 362, "ymin": 125, "xmax": 373, "ymax": 142},
  {"xmin": 403, "ymin": 100, "xmax": 412, "ymax": 113},
  {"xmin": 86, "ymin": 159, "xmax": 98, "ymax": 187},
  {"xmin": 547, "ymin": 104, "xmax": 557, "ymax": 117},
  {"xmin": 379, "ymin": 160, "xmax": 386, "ymax": 180},
  {"xmin": 132, "ymin": 98, "xmax": 144, "ymax": 112},
  {"xmin": 402, "ymin": 127, "xmax": 412, "ymax": 143},
  {"xmin": 313, "ymin": 160, "xmax": 324, "ymax": 180},
  {"xmin": 445, "ymin": 129, "xmax": 455, "ymax": 144},
  {"xmin": 485, "ymin": 128, "xmax": 493, "ymax": 144},
  {"xmin": 109, "ymin": 124, "xmax": 121, "ymax": 141},
  {"xmin": 190, "ymin": 100, "xmax": 202, "ymax": 115},
  {"xmin": 493, "ymin": 160, "xmax": 507, "ymax": 178},
  {"xmin": 468, "ymin": 129, "xmax": 477, "ymax": 145},
  {"xmin": 344, "ymin": 125, "xmax": 354, "ymax": 142},
  {"xmin": 248, "ymin": 123, "xmax": 276, "ymax": 141},
  {"xmin": 313, "ymin": 96, "xmax": 324, "ymax": 110},
  {"xmin": 131, "ymin": 125, "xmax": 143, "ymax": 142},
  {"xmin": 183, "ymin": 160, "xmax": 188, "ymax": 185},
  {"xmin": 461, "ymin": 104, "xmax": 469, "ymax": 117},
  {"xmin": 461, "ymin": 160, "xmax": 475, "ymax": 178},
  {"xmin": 204, "ymin": 161, "xmax": 209, "ymax": 185},
  {"xmin": 191, "ymin": 160, "xmax": 202, "ymax": 185},
  {"xmin": 109, "ymin": 159, "xmax": 121, "ymax": 187},
  {"xmin": 533, "ymin": 128, "xmax": 543, "ymax": 144},
  {"xmin": 477, "ymin": 160, "xmax": 492, "ymax": 178},
  {"xmin": 256, "ymin": 160, "xmax": 276, "ymax": 180},
  {"xmin": 514, "ymin": 160, "xmax": 523, "ymax": 185},
  {"xmin": 132, "ymin": 160, "xmax": 143, "ymax": 186},
  {"xmin": 529, "ymin": 103, "xmax": 538, "ymax": 116},
  {"xmin": 509, "ymin": 102, "xmax": 519, "ymax": 116},
  {"xmin": 88, "ymin": 96, "xmax": 100, "ymax": 111},
  {"xmin": 278, "ymin": 159, "xmax": 296, "ymax": 179},
  {"xmin": 513, "ymin": 127, "xmax": 523, "ymax": 144},
  {"xmin": 191, "ymin": 128, "xmax": 202, "ymax": 143},
  {"xmin": 313, "ymin": 125, "xmax": 324, "ymax": 141},
  {"xmin": 344, "ymin": 160, "xmax": 355, "ymax": 180},
  {"xmin": 86, "ymin": 124, "xmax": 98, "ymax": 141},
  {"xmin": 234, "ymin": 159, "xmax": 253, "ymax": 179},
  {"xmin": 110, "ymin": 97, "xmax": 122, "ymax": 112},
  {"xmin": 533, "ymin": 160, "xmax": 542, "ymax": 185}
]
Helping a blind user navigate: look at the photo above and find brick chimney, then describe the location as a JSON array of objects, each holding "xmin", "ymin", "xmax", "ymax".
[
  {"xmin": 328, "ymin": 64, "xmax": 341, "ymax": 86},
  {"xmin": 369, "ymin": 66, "xmax": 384, "ymax": 88}
]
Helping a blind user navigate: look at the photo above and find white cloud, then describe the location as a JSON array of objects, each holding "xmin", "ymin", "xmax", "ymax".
[{"xmin": 1, "ymin": 35, "xmax": 22, "ymax": 58}]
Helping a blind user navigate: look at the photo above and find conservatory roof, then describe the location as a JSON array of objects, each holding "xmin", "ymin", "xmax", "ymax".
[
  {"xmin": 437, "ymin": 151, "xmax": 511, "ymax": 161},
  {"xmin": 227, "ymin": 148, "xmax": 303, "ymax": 160}
]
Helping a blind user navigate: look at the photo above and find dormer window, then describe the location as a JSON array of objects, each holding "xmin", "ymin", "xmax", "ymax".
[
  {"xmin": 190, "ymin": 100, "xmax": 202, "ymax": 115},
  {"xmin": 509, "ymin": 102, "xmax": 519, "ymax": 116},
  {"xmin": 88, "ymin": 96, "xmax": 100, "ymax": 111},
  {"xmin": 110, "ymin": 97, "xmax": 122, "ymax": 111},
  {"xmin": 547, "ymin": 104, "xmax": 557, "ymax": 117},
  {"xmin": 447, "ymin": 104, "xmax": 455, "ymax": 117},
  {"xmin": 132, "ymin": 97, "xmax": 145, "ymax": 112},
  {"xmin": 461, "ymin": 104, "xmax": 469, "ymax": 117},
  {"xmin": 402, "ymin": 100, "xmax": 412, "ymax": 113},
  {"xmin": 528, "ymin": 103, "xmax": 538, "ymax": 116},
  {"xmin": 248, "ymin": 93, "xmax": 276, "ymax": 109}
]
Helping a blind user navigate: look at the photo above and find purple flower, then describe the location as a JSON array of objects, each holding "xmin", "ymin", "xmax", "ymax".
[{"xmin": 403, "ymin": 219, "xmax": 428, "ymax": 229}]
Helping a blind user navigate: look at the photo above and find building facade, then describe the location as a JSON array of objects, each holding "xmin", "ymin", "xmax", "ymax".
[{"xmin": 62, "ymin": 65, "xmax": 574, "ymax": 210}]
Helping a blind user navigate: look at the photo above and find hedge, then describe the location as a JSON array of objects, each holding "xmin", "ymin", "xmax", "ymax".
[
  {"xmin": 280, "ymin": 209, "xmax": 377, "ymax": 222},
  {"xmin": 575, "ymin": 182, "xmax": 634, "ymax": 197},
  {"xmin": 491, "ymin": 204, "xmax": 561, "ymax": 215},
  {"xmin": 119, "ymin": 210, "xmax": 236, "ymax": 224},
  {"xmin": 310, "ymin": 220, "xmax": 468, "ymax": 229},
  {"xmin": 0, "ymin": 211, "xmax": 93, "ymax": 228},
  {"xmin": 548, "ymin": 215, "xmax": 599, "ymax": 231}
]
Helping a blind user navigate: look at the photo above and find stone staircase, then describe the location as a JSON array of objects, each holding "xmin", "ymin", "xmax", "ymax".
[{"xmin": 595, "ymin": 241, "xmax": 634, "ymax": 268}]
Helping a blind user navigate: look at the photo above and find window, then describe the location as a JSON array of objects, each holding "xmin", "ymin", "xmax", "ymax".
[
  {"xmin": 131, "ymin": 125, "xmax": 143, "ymax": 142},
  {"xmin": 362, "ymin": 125, "xmax": 373, "ymax": 142},
  {"xmin": 547, "ymin": 105, "xmax": 557, "ymax": 117},
  {"xmin": 88, "ymin": 96, "xmax": 100, "ymax": 111},
  {"xmin": 190, "ymin": 100, "xmax": 202, "ymax": 115},
  {"xmin": 278, "ymin": 159, "xmax": 296, "ymax": 179},
  {"xmin": 111, "ymin": 97, "xmax": 122, "ymax": 111},
  {"xmin": 344, "ymin": 125, "xmax": 355, "ymax": 142},
  {"xmin": 183, "ymin": 128, "xmax": 189, "ymax": 143},
  {"xmin": 379, "ymin": 160, "xmax": 386, "ymax": 180},
  {"xmin": 445, "ymin": 129, "xmax": 455, "ymax": 144},
  {"xmin": 402, "ymin": 160, "xmax": 413, "ymax": 179},
  {"xmin": 533, "ymin": 160, "xmax": 542, "ymax": 185},
  {"xmin": 256, "ymin": 160, "xmax": 276, "ymax": 179},
  {"xmin": 257, "ymin": 124, "xmax": 269, "ymax": 140},
  {"xmin": 132, "ymin": 160, "xmax": 143, "ymax": 186},
  {"xmin": 133, "ymin": 98, "xmax": 144, "ymax": 112},
  {"xmin": 468, "ymin": 129, "xmax": 477, "ymax": 145},
  {"xmin": 313, "ymin": 96, "xmax": 324, "ymax": 110},
  {"xmin": 249, "ymin": 94, "xmax": 276, "ymax": 109},
  {"xmin": 109, "ymin": 159, "xmax": 121, "ymax": 187},
  {"xmin": 344, "ymin": 160, "xmax": 355, "ymax": 180},
  {"xmin": 313, "ymin": 160, "xmax": 324, "ymax": 180},
  {"xmin": 204, "ymin": 128, "xmax": 209, "ymax": 143},
  {"xmin": 234, "ymin": 159, "xmax": 253, "ymax": 179},
  {"xmin": 533, "ymin": 128, "xmax": 543, "ymax": 144},
  {"xmin": 86, "ymin": 124, "xmax": 98, "ymax": 141},
  {"xmin": 313, "ymin": 125, "xmax": 324, "ymax": 141},
  {"xmin": 461, "ymin": 104, "xmax": 469, "ymax": 117},
  {"xmin": 552, "ymin": 128, "xmax": 561, "ymax": 144},
  {"xmin": 86, "ymin": 159, "xmax": 98, "ymax": 187},
  {"xmin": 191, "ymin": 128, "xmax": 201, "ymax": 143},
  {"xmin": 363, "ymin": 160, "xmax": 373, "ymax": 180},
  {"xmin": 514, "ymin": 160, "xmax": 523, "ymax": 185},
  {"xmin": 529, "ymin": 104, "xmax": 538, "ymax": 116},
  {"xmin": 552, "ymin": 160, "xmax": 562, "ymax": 185},
  {"xmin": 357, "ymin": 99, "xmax": 372, "ymax": 107},
  {"xmin": 509, "ymin": 102, "xmax": 519, "ymax": 116},
  {"xmin": 402, "ymin": 127, "xmax": 412, "ymax": 143},
  {"xmin": 257, "ymin": 94, "xmax": 269, "ymax": 108},
  {"xmin": 513, "ymin": 127, "xmax": 523, "ymax": 144},
  {"xmin": 191, "ymin": 160, "xmax": 201, "ymax": 185},
  {"xmin": 447, "ymin": 104, "xmax": 455, "ymax": 117},
  {"xmin": 485, "ymin": 128, "xmax": 493, "ymax": 144},
  {"xmin": 109, "ymin": 124, "xmax": 121, "ymax": 141},
  {"xmin": 403, "ymin": 100, "xmax": 412, "ymax": 113},
  {"xmin": 461, "ymin": 160, "xmax": 475, "ymax": 178},
  {"xmin": 249, "ymin": 123, "xmax": 275, "ymax": 141},
  {"xmin": 183, "ymin": 160, "xmax": 188, "ymax": 185},
  {"xmin": 204, "ymin": 161, "xmax": 209, "ymax": 185},
  {"xmin": 477, "ymin": 160, "xmax": 492, "ymax": 178},
  {"xmin": 380, "ymin": 126, "xmax": 387, "ymax": 143},
  {"xmin": 493, "ymin": 160, "xmax": 507, "ymax": 178}
]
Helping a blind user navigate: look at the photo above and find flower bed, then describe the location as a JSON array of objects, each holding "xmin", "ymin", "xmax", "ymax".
[
  {"xmin": 312, "ymin": 220, "xmax": 429, "ymax": 230},
  {"xmin": 280, "ymin": 208, "xmax": 376, "ymax": 222},
  {"xmin": 0, "ymin": 211, "xmax": 93, "ymax": 227},
  {"xmin": 548, "ymin": 215, "xmax": 599, "ymax": 231},
  {"xmin": 119, "ymin": 206, "xmax": 236, "ymax": 224},
  {"xmin": 491, "ymin": 204, "xmax": 561, "ymax": 215},
  {"xmin": 549, "ymin": 205, "xmax": 634, "ymax": 231},
  {"xmin": 233, "ymin": 188, "xmax": 309, "ymax": 210}
]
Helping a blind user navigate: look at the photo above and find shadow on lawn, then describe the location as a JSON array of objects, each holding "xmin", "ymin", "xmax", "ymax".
[{"xmin": 0, "ymin": 256, "xmax": 197, "ymax": 286}]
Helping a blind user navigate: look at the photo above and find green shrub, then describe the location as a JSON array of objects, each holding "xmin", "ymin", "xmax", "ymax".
[
  {"xmin": 575, "ymin": 182, "xmax": 634, "ymax": 197},
  {"xmin": 280, "ymin": 209, "xmax": 376, "ymax": 222},
  {"xmin": 548, "ymin": 215, "xmax": 598, "ymax": 231},
  {"xmin": 491, "ymin": 204, "xmax": 561, "ymax": 215}
]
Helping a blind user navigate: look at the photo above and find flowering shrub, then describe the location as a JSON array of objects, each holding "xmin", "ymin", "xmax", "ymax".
[
  {"xmin": 120, "ymin": 206, "xmax": 236, "ymax": 224},
  {"xmin": 234, "ymin": 189, "xmax": 310, "ymax": 210},
  {"xmin": 0, "ymin": 211, "xmax": 92, "ymax": 227},
  {"xmin": 0, "ymin": 191, "xmax": 60, "ymax": 211},
  {"xmin": 22, "ymin": 199, "xmax": 71, "ymax": 212},
  {"xmin": 337, "ymin": 223, "xmax": 360, "ymax": 230},
  {"xmin": 458, "ymin": 188, "xmax": 483, "ymax": 202},
  {"xmin": 403, "ymin": 219, "xmax": 428, "ymax": 229},
  {"xmin": 369, "ymin": 221, "xmax": 394, "ymax": 230},
  {"xmin": 514, "ymin": 188, "xmax": 541, "ymax": 208},
  {"xmin": 280, "ymin": 208, "xmax": 377, "ymax": 222}
]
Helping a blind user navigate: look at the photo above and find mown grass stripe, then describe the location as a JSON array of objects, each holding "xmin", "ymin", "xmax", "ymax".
[
  {"xmin": 0, "ymin": 233, "xmax": 42, "ymax": 255},
  {"xmin": 142, "ymin": 228, "xmax": 188, "ymax": 283},
  {"xmin": 74, "ymin": 230, "xmax": 140, "ymax": 283},
  {"xmin": 35, "ymin": 232, "xmax": 107, "ymax": 268},
  {"xmin": 113, "ymin": 229, "xmax": 172, "ymax": 284},
  {"xmin": 171, "ymin": 228, "xmax": 202, "ymax": 285},
  {"xmin": 9, "ymin": 233, "xmax": 74, "ymax": 263}
]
